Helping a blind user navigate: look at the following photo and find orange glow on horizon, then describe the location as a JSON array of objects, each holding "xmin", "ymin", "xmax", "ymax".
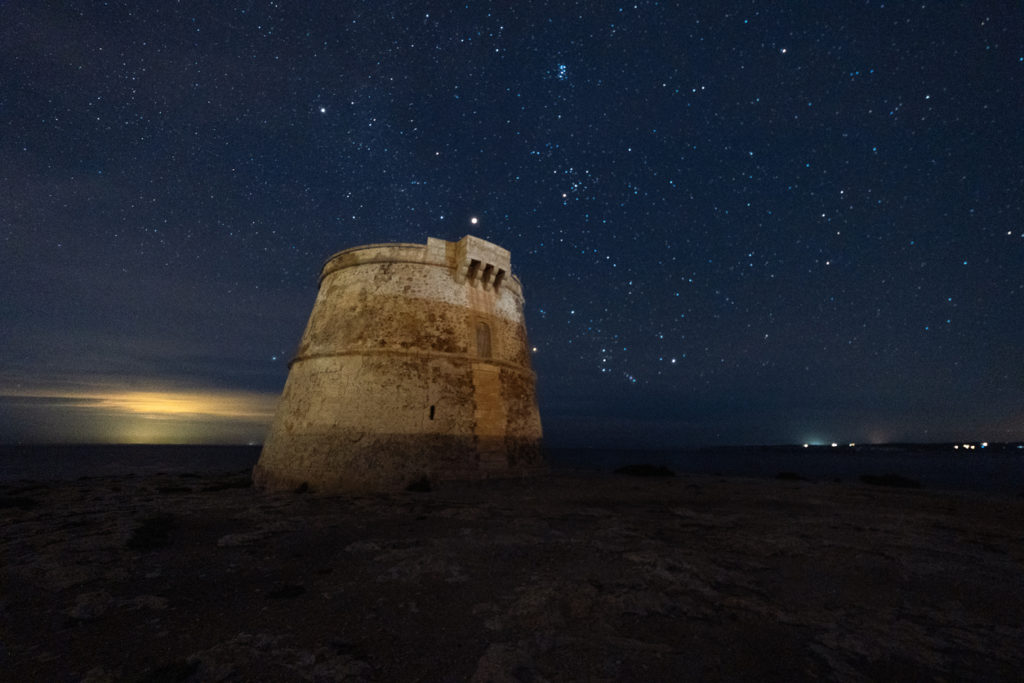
[
  {"xmin": 3, "ymin": 386, "xmax": 277, "ymax": 420},
  {"xmin": 90, "ymin": 390, "xmax": 276, "ymax": 420},
  {"xmin": 0, "ymin": 382, "xmax": 278, "ymax": 443}
]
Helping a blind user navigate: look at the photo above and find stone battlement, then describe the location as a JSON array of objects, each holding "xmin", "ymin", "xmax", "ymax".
[
  {"xmin": 254, "ymin": 234, "xmax": 544, "ymax": 493},
  {"xmin": 320, "ymin": 236, "xmax": 523, "ymax": 298}
]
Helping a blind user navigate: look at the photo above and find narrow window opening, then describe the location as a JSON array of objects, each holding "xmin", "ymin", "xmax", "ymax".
[
  {"xmin": 429, "ymin": 405, "xmax": 435, "ymax": 420},
  {"xmin": 476, "ymin": 321, "xmax": 491, "ymax": 358}
]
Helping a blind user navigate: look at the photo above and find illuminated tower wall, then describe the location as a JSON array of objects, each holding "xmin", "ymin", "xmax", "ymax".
[{"xmin": 253, "ymin": 235, "xmax": 545, "ymax": 492}]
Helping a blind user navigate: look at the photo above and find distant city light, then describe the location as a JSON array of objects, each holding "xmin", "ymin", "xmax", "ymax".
[
  {"xmin": 980, "ymin": 442, "xmax": 988, "ymax": 448},
  {"xmin": 848, "ymin": 443, "xmax": 856, "ymax": 447},
  {"xmin": 803, "ymin": 443, "xmax": 809, "ymax": 448},
  {"xmin": 831, "ymin": 442, "xmax": 838, "ymax": 447}
]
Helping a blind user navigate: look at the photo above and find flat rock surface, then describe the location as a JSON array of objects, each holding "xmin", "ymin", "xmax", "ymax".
[{"xmin": 2, "ymin": 471, "xmax": 1022, "ymax": 681}]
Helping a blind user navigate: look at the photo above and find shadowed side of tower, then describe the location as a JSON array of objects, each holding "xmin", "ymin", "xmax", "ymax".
[{"xmin": 253, "ymin": 235, "xmax": 544, "ymax": 493}]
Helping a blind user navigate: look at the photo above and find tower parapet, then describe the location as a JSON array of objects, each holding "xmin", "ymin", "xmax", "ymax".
[{"xmin": 253, "ymin": 235, "xmax": 544, "ymax": 493}]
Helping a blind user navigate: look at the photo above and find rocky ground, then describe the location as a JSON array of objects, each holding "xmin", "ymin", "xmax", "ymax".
[{"xmin": 2, "ymin": 469, "xmax": 1023, "ymax": 681}]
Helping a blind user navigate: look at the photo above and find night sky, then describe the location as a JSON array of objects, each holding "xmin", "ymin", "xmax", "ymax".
[{"xmin": 2, "ymin": 2, "xmax": 1022, "ymax": 447}]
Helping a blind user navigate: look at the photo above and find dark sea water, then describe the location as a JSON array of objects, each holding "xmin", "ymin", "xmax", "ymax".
[
  {"xmin": 550, "ymin": 445, "xmax": 1024, "ymax": 495},
  {"xmin": 0, "ymin": 445, "xmax": 262, "ymax": 482},
  {"xmin": 1, "ymin": 443, "xmax": 1022, "ymax": 495}
]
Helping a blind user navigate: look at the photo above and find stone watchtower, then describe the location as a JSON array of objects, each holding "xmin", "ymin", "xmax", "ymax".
[{"xmin": 253, "ymin": 235, "xmax": 544, "ymax": 492}]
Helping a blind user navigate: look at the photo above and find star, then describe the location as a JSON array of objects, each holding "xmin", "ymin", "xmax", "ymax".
[{"xmin": 3, "ymin": 2, "xmax": 1019, "ymax": 450}]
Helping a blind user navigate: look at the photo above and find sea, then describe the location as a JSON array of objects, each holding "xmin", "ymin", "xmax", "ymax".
[{"xmin": 1, "ymin": 443, "xmax": 1022, "ymax": 495}]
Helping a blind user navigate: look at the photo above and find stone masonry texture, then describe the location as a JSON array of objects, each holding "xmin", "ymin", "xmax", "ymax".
[{"xmin": 253, "ymin": 236, "xmax": 544, "ymax": 492}]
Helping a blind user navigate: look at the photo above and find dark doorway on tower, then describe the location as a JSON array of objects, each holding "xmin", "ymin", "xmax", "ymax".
[{"xmin": 476, "ymin": 321, "xmax": 491, "ymax": 358}]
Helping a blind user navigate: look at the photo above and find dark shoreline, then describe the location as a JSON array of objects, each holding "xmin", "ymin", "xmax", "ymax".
[
  {"xmin": 4, "ymin": 443, "xmax": 1023, "ymax": 495},
  {"xmin": 4, "ymin": 468, "xmax": 1023, "ymax": 680}
]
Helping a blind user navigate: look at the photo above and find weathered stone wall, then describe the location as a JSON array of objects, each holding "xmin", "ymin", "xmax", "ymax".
[{"xmin": 253, "ymin": 235, "xmax": 544, "ymax": 492}]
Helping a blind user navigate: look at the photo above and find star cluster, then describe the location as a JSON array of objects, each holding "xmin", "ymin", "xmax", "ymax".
[{"xmin": 1, "ymin": 2, "xmax": 1021, "ymax": 446}]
